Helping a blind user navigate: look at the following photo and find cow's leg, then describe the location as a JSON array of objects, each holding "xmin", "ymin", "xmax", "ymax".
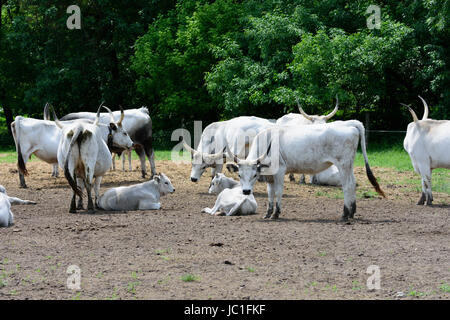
[
  {"xmin": 7, "ymin": 196, "xmax": 36, "ymax": 205},
  {"xmin": 19, "ymin": 172, "xmax": 27, "ymax": 189},
  {"xmin": 145, "ymin": 144, "xmax": 156, "ymax": 179},
  {"xmin": 264, "ymin": 182, "xmax": 275, "ymax": 219},
  {"xmin": 271, "ymin": 174, "xmax": 285, "ymax": 219},
  {"xmin": 70, "ymin": 192, "xmax": 77, "ymax": 214},
  {"xmin": 111, "ymin": 153, "xmax": 116, "ymax": 171},
  {"xmin": 419, "ymin": 168, "xmax": 433, "ymax": 205},
  {"xmin": 126, "ymin": 150, "xmax": 132, "ymax": 171},
  {"xmin": 76, "ymin": 178, "xmax": 85, "ymax": 210},
  {"xmin": 338, "ymin": 164, "xmax": 357, "ymax": 221},
  {"xmin": 299, "ymin": 174, "xmax": 306, "ymax": 184},
  {"xmin": 202, "ymin": 195, "xmax": 223, "ymax": 215},
  {"xmin": 135, "ymin": 147, "xmax": 147, "ymax": 178},
  {"xmin": 138, "ymin": 200, "xmax": 160, "ymax": 210},
  {"xmin": 85, "ymin": 182, "xmax": 94, "ymax": 214},
  {"xmin": 93, "ymin": 176, "xmax": 103, "ymax": 209}
]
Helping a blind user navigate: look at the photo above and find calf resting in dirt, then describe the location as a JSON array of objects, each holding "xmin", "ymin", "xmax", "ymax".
[
  {"xmin": 202, "ymin": 173, "xmax": 257, "ymax": 216},
  {"xmin": 0, "ymin": 185, "xmax": 36, "ymax": 227},
  {"xmin": 96, "ymin": 173, "xmax": 174, "ymax": 211}
]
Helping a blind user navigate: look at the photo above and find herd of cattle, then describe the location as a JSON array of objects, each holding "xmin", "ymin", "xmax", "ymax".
[{"xmin": 0, "ymin": 96, "xmax": 448, "ymax": 227}]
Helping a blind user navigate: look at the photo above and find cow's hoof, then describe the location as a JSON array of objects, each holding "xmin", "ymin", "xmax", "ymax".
[
  {"xmin": 77, "ymin": 205, "xmax": 84, "ymax": 210},
  {"xmin": 69, "ymin": 210, "xmax": 77, "ymax": 214},
  {"xmin": 20, "ymin": 185, "xmax": 28, "ymax": 189},
  {"xmin": 87, "ymin": 210, "xmax": 95, "ymax": 215},
  {"xmin": 263, "ymin": 213, "xmax": 272, "ymax": 219},
  {"xmin": 270, "ymin": 214, "xmax": 279, "ymax": 220}
]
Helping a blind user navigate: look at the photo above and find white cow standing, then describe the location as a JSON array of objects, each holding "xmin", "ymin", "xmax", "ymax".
[
  {"xmin": 0, "ymin": 185, "xmax": 36, "ymax": 227},
  {"xmin": 202, "ymin": 173, "xmax": 257, "ymax": 216},
  {"xmin": 54, "ymin": 106, "xmax": 134, "ymax": 213},
  {"xmin": 97, "ymin": 173, "xmax": 175, "ymax": 211},
  {"xmin": 183, "ymin": 116, "xmax": 274, "ymax": 183},
  {"xmin": 226, "ymin": 120, "xmax": 386, "ymax": 221},
  {"xmin": 403, "ymin": 96, "xmax": 450, "ymax": 205},
  {"xmin": 276, "ymin": 96, "xmax": 340, "ymax": 184}
]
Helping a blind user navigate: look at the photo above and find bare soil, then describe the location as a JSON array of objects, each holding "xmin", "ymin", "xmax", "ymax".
[{"xmin": 0, "ymin": 160, "xmax": 449, "ymax": 300}]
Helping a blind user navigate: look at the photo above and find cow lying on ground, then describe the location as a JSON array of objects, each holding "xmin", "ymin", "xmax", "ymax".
[
  {"xmin": 402, "ymin": 96, "xmax": 450, "ymax": 205},
  {"xmin": 0, "ymin": 185, "xmax": 36, "ymax": 227},
  {"xmin": 311, "ymin": 165, "xmax": 342, "ymax": 187},
  {"xmin": 202, "ymin": 173, "xmax": 257, "ymax": 216},
  {"xmin": 96, "ymin": 173, "xmax": 174, "ymax": 211}
]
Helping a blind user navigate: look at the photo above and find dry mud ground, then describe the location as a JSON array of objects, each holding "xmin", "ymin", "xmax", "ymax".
[{"xmin": 0, "ymin": 160, "xmax": 449, "ymax": 300}]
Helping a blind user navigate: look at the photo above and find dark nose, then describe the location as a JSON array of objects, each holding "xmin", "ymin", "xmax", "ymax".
[
  {"xmin": 243, "ymin": 189, "xmax": 251, "ymax": 195},
  {"xmin": 191, "ymin": 177, "xmax": 198, "ymax": 182}
]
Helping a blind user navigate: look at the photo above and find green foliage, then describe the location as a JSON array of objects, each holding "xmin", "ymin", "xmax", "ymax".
[{"xmin": 0, "ymin": 0, "xmax": 449, "ymax": 147}]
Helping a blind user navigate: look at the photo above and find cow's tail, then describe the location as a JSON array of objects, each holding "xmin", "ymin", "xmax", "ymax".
[
  {"xmin": 11, "ymin": 117, "xmax": 28, "ymax": 176},
  {"xmin": 351, "ymin": 121, "xmax": 386, "ymax": 198},
  {"xmin": 64, "ymin": 127, "xmax": 83, "ymax": 197}
]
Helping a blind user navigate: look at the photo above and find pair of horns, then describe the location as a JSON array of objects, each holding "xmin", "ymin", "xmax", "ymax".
[
  {"xmin": 401, "ymin": 95, "xmax": 429, "ymax": 123},
  {"xmin": 226, "ymin": 141, "xmax": 271, "ymax": 165},
  {"xmin": 101, "ymin": 103, "xmax": 125, "ymax": 126},
  {"xmin": 181, "ymin": 138, "xmax": 224, "ymax": 161},
  {"xmin": 296, "ymin": 95, "xmax": 339, "ymax": 121}
]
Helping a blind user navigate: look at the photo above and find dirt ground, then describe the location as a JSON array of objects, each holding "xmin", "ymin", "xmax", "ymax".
[{"xmin": 0, "ymin": 159, "xmax": 449, "ymax": 300}]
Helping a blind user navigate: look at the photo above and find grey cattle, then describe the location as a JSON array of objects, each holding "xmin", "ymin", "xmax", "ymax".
[
  {"xmin": 202, "ymin": 173, "xmax": 257, "ymax": 216},
  {"xmin": 402, "ymin": 96, "xmax": 450, "ymax": 205},
  {"xmin": 0, "ymin": 185, "xmax": 36, "ymax": 227},
  {"xmin": 97, "ymin": 173, "xmax": 174, "ymax": 211},
  {"xmin": 50, "ymin": 105, "xmax": 156, "ymax": 178}
]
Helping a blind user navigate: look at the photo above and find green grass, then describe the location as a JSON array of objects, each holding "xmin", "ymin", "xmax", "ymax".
[{"xmin": 180, "ymin": 274, "xmax": 200, "ymax": 282}]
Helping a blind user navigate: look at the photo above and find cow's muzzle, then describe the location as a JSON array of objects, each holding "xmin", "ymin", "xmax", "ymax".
[
  {"xmin": 243, "ymin": 189, "xmax": 251, "ymax": 195},
  {"xmin": 190, "ymin": 177, "xmax": 198, "ymax": 183}
]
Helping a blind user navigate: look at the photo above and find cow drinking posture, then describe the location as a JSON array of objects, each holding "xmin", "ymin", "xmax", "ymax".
[
  {"xmin": 226, "ymin": 120, "xmax": 385, "ymax": 221},
  {"xmin": 96, "ymin": 173, "xmax": 175, "ymax": 211},
  {"xmin": 0, "ymin": 185, "xmax": 36, "ymax": 227},
  {"xmin": 202, "ymin": 173, "xmax": 257, "ymax": 216},
  {"xmin": 402, "ymin": 96, "xmax": 450, "ymax": 205},
  {"xmin": 54, "ymin": 106, "xmax": 133, "ymax": 213}
]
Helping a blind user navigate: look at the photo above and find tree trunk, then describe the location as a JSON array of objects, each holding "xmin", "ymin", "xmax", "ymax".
[{"xmin": 3, "ymin": 105, "xmax": 14, "ymax": 136}]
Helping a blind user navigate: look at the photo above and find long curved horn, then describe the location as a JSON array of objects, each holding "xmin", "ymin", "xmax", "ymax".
[
  {"xmin": 401, "ymin": 103, "xmax": 418, "ymax": 123},
  {"xmin": 203, "ymin": 147, "xmax": 226, "ymax": 162},
  {"xmin": 181, "ymin": 138, "xmax": 196, "ymax": 155},
  {"xmin": 118, "ymin": 105, "xmax": 125, "ymax": 125},
  {"xmin": 296, "ymin": 98, "xmax": 313, "ymax": 121},
  {"xmin": 225, "ymin": 141, "xmax": 242, "ymax": 164},
  {"xmin": 324, "ymin": 94, "xmax": 339, "ymax": 120},
  {"xmin": 50, "ymin": 105, "xmax": 63, "ymax": 129},
  {"xmin": 43, "ymin": 102, "xmax": 50, "ymax": 120},
  {"xmin": 101, "ymin": 105, "xmax": 115, "ymax": 123},
  {"xmin": 256, "ymin": 142, "xmax": 271, "ymax": 164},
  {"xmin": 93, "ymin": 104, "xmax": 103, "ymax": 126},
  {"xmin": 418, "ymin": 95, "xmax": 429, "ymax": 120}
]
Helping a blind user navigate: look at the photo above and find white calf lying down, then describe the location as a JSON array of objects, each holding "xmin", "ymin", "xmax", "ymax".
[
  {"xmin": 202, "ymin": 173, "xmax": 257, "ymax": 216},
  {"xmin": 97, "ymin": 173, "xmax": 175, "ymax": 211},
  {"xmin": 0, "ymin": 185, "xmax": 36, "ymax": 227},
  {"xmin": 311, "ymin": 165, "xmax": 342, "ymax": 186}
]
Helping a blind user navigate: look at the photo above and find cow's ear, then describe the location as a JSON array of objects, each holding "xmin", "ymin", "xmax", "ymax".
[
  {"xmin": 109, "ymin": 123, "xmax": 117, "ymax": 131},
  {"xmin": 154, "ymin": 175, "xmax": 160, "ymax": 183},
  {"xmin": 226, "ymin": 163, "xmax": 238, "ymax": 173},
  {"xmin": 257, "ymin": 163, "xmax": 270, "ymax": 172}
]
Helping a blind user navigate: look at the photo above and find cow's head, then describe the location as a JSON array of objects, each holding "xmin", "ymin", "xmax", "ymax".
[
  {"xmin": 102, "ymin": 106, "xmax": 134, "ymax": 150},
  {"xmin": 296, "ymin": 95, "xmax": 339, "ymax": 124},
  {"xmin": 154, "ymin": 173, "xmax": 175, "ymax": 195},
  {"xmin": 226, "ymin": 143, "xmax": 271, "ymax": 195},
  {"xmin": 208, "ymin": 173, "xmax": 226, "ymax": 194},
  {"xmin": 182, "ymin": 139, "xmax": 224, "ymax": 182}
]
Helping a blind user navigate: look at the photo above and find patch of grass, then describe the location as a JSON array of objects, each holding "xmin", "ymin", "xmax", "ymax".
[
  {"xmin": 440, "ymin": 283, "xmax": 450, "ymax": 293},
  {"xmin": 246, "ymin": 267, "xmax": 255, "ymax": 273},
  {"xmin": 106, "ymin": 288, "xmax": 120, "ymax": 300},
  {"xmin": 181, "ymin": 274, "xmax": 200, "ymax": 282},
  {"xmin": 318, "ymin": 251, "xmax": 327, "ymax": 257},
  {"xmin": 407, "ymin": 289, "xmax": 427, "ymax": 297},
  {"xmin": 71, "ymin": 292, "xmax": 82, "ymax": 300},
  {"xmin": 352, "ymin": 280, "xmax": 363, "ymax": 291}
]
